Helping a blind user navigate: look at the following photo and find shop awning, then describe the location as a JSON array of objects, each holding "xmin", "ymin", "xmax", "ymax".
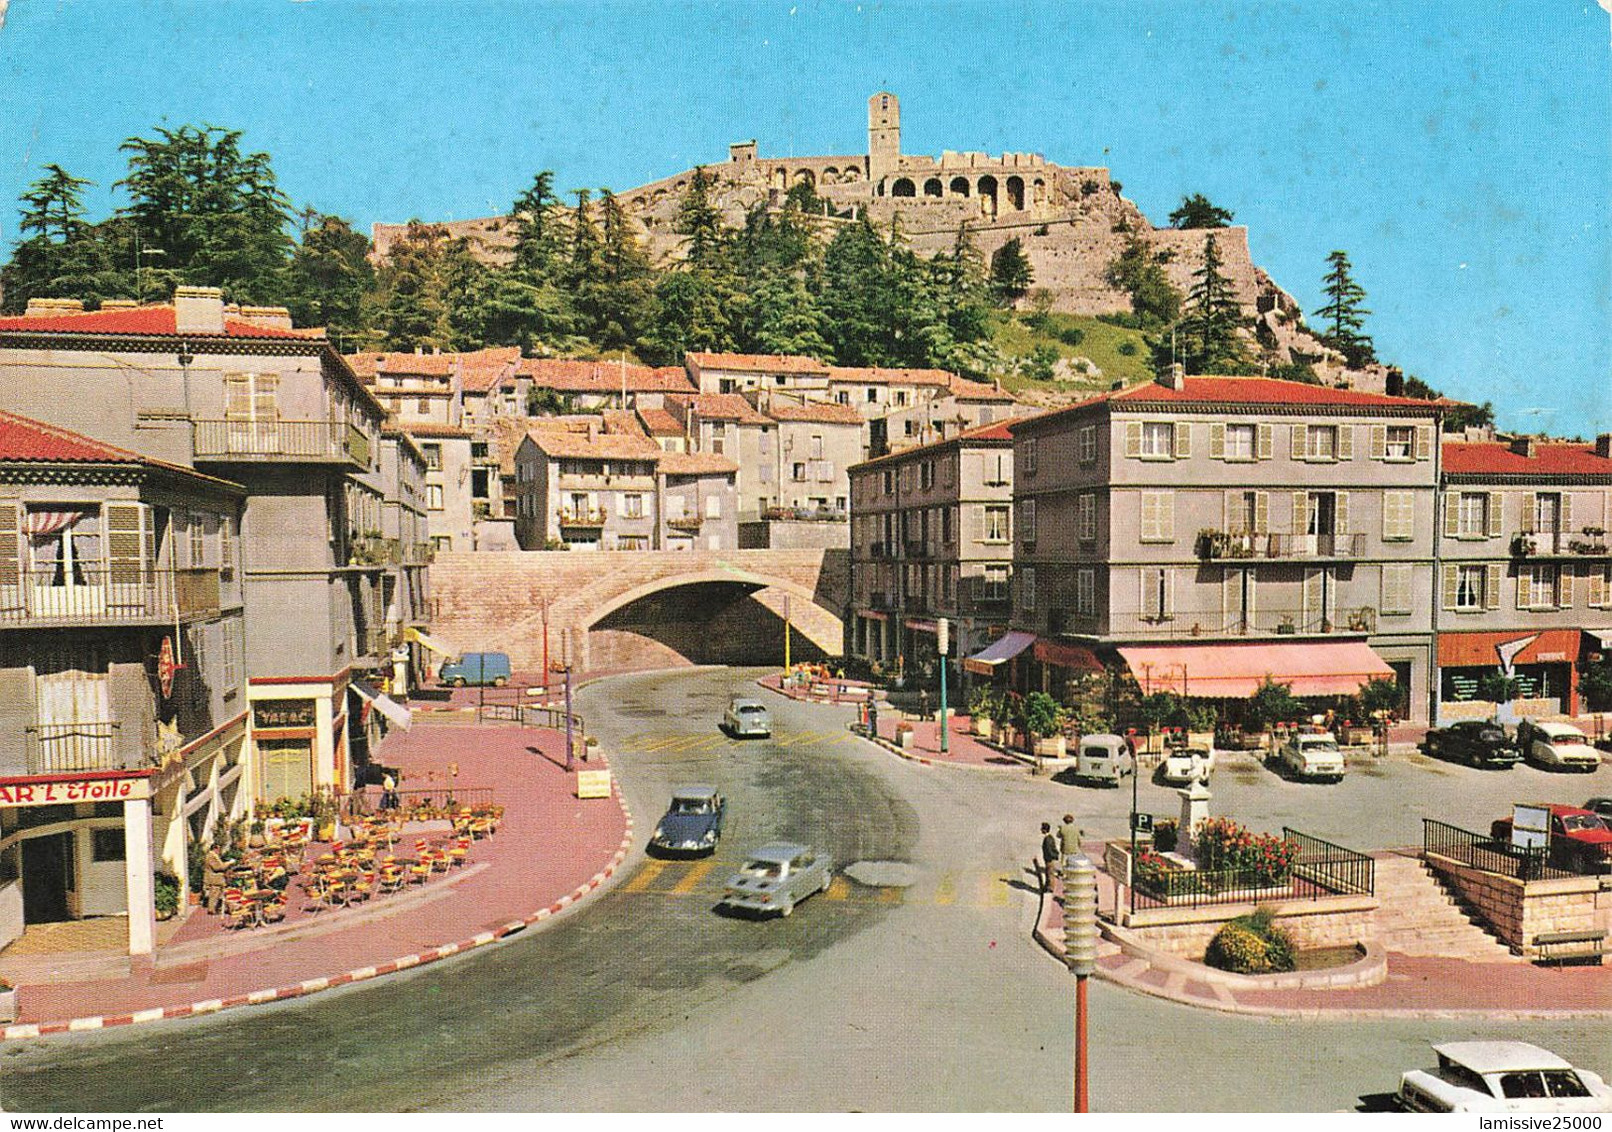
[
  {"xmin": 351, "ymin": 679, "xmax": 412, "ymax": 730},
  {"xmin": 1117, "ymin": 640, "xmax": 1394, "ymax": 699},
  {"xmin": 1437, "ymin": 629, "xmax": 1582, "ymax": 668},
  {"xmin": 963, "ymin": 630, "xmax": 1036, "ymax": 676},
  {"xmin": 1033, "ymin": 638, "xmax": 1104, "ymax": 672},
  {"xmin": 404, "ymin": 627, "xmax": 457, "ymax": 659},
  {"xmin": 904, "ymin": 618, "xmax": 938, "ymax": 634},
  {"xmin": 858, "ymin": 609, "xmax": 889, "ymax": 622},
  {"xmin": 1585, "ymin": 629, "xmax": 1612, "ymax": 654}
]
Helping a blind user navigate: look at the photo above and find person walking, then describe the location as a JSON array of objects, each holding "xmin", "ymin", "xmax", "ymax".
[
  {"xmin": 203, "ymin": 843, "xmax": 230, "ymax": 914},
  {"xmin": 1040, "ymin": 822, "xmax": 1059, "ymax": 894},
  {"xmin": 1059, "ymin": 813, "xmax": 1083, "ymax": 860}
]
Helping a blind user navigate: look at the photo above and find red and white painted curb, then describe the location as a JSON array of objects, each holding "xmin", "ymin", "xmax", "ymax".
[{"xmin": 2, "ymin": 781, "xmax": 635, "ymax": 1041}]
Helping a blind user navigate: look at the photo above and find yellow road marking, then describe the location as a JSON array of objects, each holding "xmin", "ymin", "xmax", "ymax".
[
  {"xmin": 824, "ymin": 876, "xmax": 852, "ymax": 901},
  {"xmin": 874, "ymin": 885, "xmax": 903, "ymax": 904},
  {"xmin": 669, "ymin": 859, "xmax": 719, "ymax": 893},
  {"xmin": 933, "ymin": 872, "xmax": 957, "ymax": 906},
  {"xmin": 984, "ymin": 871, "xmax": 1012, "ymax": 906},
  {"xmin": 621, "ymin": 860, "xmax": 667, "ymax": 893}
]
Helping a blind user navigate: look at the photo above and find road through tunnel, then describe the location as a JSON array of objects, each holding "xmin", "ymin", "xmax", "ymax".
[{"xmin": 587, "ymin": 580, "xmax": 835, "ymax": 670}]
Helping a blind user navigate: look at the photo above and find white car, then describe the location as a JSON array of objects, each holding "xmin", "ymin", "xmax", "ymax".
[
  {"xmin": 1398, "ymin": 1041, "xmax": 1612, "ymax": 1112},
  {"xmin": 1159, "ymin": 745, "xmax": 1215, "ymax": 786},
  {"xmin": 723, "ymin": 696, "xmax": 772, "ymax": 739},
  {"xmin": 1276, "ymin": 731, "xmax": 1345, "ymax": 782},
  {"xmin": 1519, "ymin": 720, "xmax": 1602, "ymax": 772}
]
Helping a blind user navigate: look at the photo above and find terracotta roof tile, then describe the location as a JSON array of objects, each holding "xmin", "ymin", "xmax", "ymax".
[
  {"xmin": 400, "ymin": 423, "xmax": 472, "ymax": 439},
  {"xmin": 0, "ymin": 304, "xmax": 321, "ymax": 340},
  {"xmin": 765, "ymin": 400, "xmax": 866, "ymax": 425},
  {"xmin": 688, "ymin": 352, "xmax": 829, "ymax": 375},
  {"xmin": 950, "ymin": 375, "xmax": 1015, "ymax": 401},
  {"xmin": 667, "ymin": 393, "xmax": 772, "ymax": 425},
  {"xmin": 0, "ymin": 410, "xmax": 148, "ymax": 463},
  {"xmin": 459, "ymin": 346, "xmax": 522, "ymax": 393},
  {"xmin": 601, "ymin": 410, "xmax": 647, "ymax": 437},
  {"xmin": 827, "ymin": 365, "xmax": 956, "ymax": 387},
  {"xmin": 660, "ymin": 451, "xmax": 738, "ymax": 475},
  {"xmin": 519, "ymin": 358, "xmax": 695, "ymax": 394},
  {"xmin": 1443, "ymin": 440, "xmax": 1612, "ymax": 477},
  {"xmin": 1116, "ymin": 375, "xmax": 1444, "ymax": 409},
  {"xmin": 635, "ymin": 407, "xmax": 684, "ymax": 437},
  {"xmin": 520, "ymin": 430, "xmax": 665, "ymax": 461}
]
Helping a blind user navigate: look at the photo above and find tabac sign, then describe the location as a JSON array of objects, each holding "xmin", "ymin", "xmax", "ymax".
[{"xmin": 0, "ymin": 775, "xmax": 152, "ymax": 808}]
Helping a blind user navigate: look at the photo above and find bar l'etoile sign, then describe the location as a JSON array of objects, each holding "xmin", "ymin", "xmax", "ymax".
[{"xmin": 0, "ymin": 776, "xmax": 151, "ymax": 808}]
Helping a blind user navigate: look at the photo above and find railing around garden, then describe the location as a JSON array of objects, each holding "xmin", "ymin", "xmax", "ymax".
[
  {"xmin": 1283, "ymin": 827, "xmax": 1375, "ymax": 897},
  {"xmin": 1422, "ymin": 818, "xmax": 1576, "ymax": 881},
  {"xmin": 1130, "ymin": 827, "xmax": 1375, "ymax": 911}
]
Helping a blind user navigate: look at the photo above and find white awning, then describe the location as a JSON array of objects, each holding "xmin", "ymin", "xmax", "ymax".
[
  {"xmin": 351, "ymin": 679, "xmax": 412, "ymax": 730},
  {"xmin": 962, "ymin": 630, "xmax": 1036, "ymax": 675},
  {"xmin": 404, "ymin": 627, "xmax": 457, "ymax": 659}
]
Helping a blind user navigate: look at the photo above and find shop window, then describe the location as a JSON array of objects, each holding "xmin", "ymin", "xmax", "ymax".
[{"xmin": 92, "ymin": 828, "xmax": 125, "ymax": 862}]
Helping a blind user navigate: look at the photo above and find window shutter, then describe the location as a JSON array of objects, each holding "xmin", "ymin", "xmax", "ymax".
[
  {"xmin": 1335, "ymin": 492, "xmax": 1350, "ymax": 536},
  {"xmin": 1303, "ymin": 569, "xmax": 1323, "ymax": 622},
  {"xmin": 1370, "ymin": 425, "xmax": 1386, "ymax": 460},
  {"xmin": 1173, "ymin": 421, "xmax": 1191, "ymax": 459},
  {"xmin": 1223, "ymin": 490, "xmax": 1234, "ymax": 530},
  {"xmin": 1161, "ymin": 494, "xmax": 1175, "ymax": 542},
  {"xmin": 1223, "ymin": 568, "xmax": 1238, "ymax": 619},
  {"xmin": 1256, "ymin": 424, "xmax": 1273, "ymax": 460},
  {"xmin": 1338, "ymin": 424, "xmax": 1354, "ymax": 460},
  {"xmin": 104, "ymin": 502, "xmax": 151, "ymax": 586},
  {"xmin": 1560, "ymin": 566, "xmax": 1573, "ymax": 608},
  {"xmin": 1292, "ymin": 491, "xmax": 1309, "ymax": 535},
  {"xmin": 1124, "ymin": 422, "xmax": 1141, "ymax": 458},
  {"xmin": 1486, "ymin": 492, "xmax": 1503, "ymax": 538},
  {"xmin": 1441, "ymin": 564, "xmax": 1457, "ymax": 610},
  {"xmin": 1443, "ymin": 491, "xmax": 1460, "ymax": 537},
  {"xmin": 1163, "ymin": 567, "xmax": 1175, "ymax": 616},
  {"xmin": 1209, "ymin": 423, "xmax": 1225, "ymax": 459},
  {"xmin": 1415, "ymin": 424, "xmax": 1434, "ymax": 461},
  {"xmin": 1589, "ymin": 566, "xmax": 1608, "ymax": 608},
  {"xmin": 1515, "ymin": 566, "xmax": 1528, "ymax": 610},
  {"xmin": 1290, "ymin": 424, "xmax": 1307, "ymax": 461},
  {"xmin": 1254, "ymin": 491, "xmax": 1269, "ymax": 533},
  {"xmin": 1561, "ymin": 493, "xmax": 1573, "ymax": 533},
  {"xmin": 0, "ymin": 500, "xmax": 18, "ymax": 589},
  {"xmin": 1484, "ymin": 564, "xmax": 1500, "ymax": 610}
]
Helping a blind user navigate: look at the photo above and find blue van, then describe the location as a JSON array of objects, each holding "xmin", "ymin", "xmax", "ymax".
[{"xmin": 438, "ymin": 651, "xmax": 511, "ymax": 687}]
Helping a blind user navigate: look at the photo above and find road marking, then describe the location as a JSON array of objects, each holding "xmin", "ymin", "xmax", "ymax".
[
  {"xmin": 984, "ymin": 871, "xmax": 1012, "ymax": 906},
  {"xmin": 824, "ymin": 875, "xmax": 853, "ymax": 901},
  {"xmin": 621, "ymin": 860, "xmax": 668, "ymax": 893},
  {"xmin": 669, "ymin": 859, "xmax": 719, "ymax": 893},
  {"xmin": 932, "ymin": 872, "xmax": 958, "ymax": 906}
]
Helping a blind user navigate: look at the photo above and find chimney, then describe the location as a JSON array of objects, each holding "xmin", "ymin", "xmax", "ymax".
[
  {"xmin": 235, "ymin": 305, "xmax": 293, "ymax": 331},
  {"xmin": 1156, "ymin": 363, "xmax": 1186, "ymax": 391},
  {"xmin": 1385, "ymin": 367, "xmax": 1405, "ymax": 397},
  {"xmin": 1110, "ymin": 378, "xmax": 1125, "ymax": 391},
  {"xmin": 173, "ymin": 286, "xmax": 225, "ymax": 334},
  {"xmin": 23, "ymin": 297, "xmax": 85, "ymax": 317},
  {"xmin": 1596, "ymin": 433, "xmax": 1612, "ymax": 459},
  {"xmin": 1509, "ymin": 434, "xmax": 1538, "ymax": 458}
]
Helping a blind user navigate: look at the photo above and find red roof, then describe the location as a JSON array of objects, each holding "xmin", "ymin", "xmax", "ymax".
[
  {"xmin": 0, "ymin": 304, "xmax": 320, "ymax": 340},
  {"xmin": 520, "ymin": 358, "xmax": 695, "ymax": 394},
  {"xmin": 1443, "ymin": 441, "xmax": 1612, "ymax": 477},
  {"xmin": 0, "ymin": 410, "xmax": 148, "ymax": 463},
  {"xmin": 459, "ymin": 346, "xmax": 522, "ymax": 392},
  {"xmin": 660, "ymin": 450, "xmax": 738, "ymax": 475},
  {"xmin": 688, "ymin": 352, "xmax": 828, "ymax": 375},
  {"xmin": 1116, "ymin": 375, "xmax": 1440, "ymax": 408},
  {"xmin": 765, "ymin": 401, "xmax": 865, "ymax": 425},
  {"xmin": 667, "ymin": 393, "xmax": 771, "ymax": 425},
  {"xmin": 950, "ymin": 375, "xmax": 1015, "ymax": 401},
  {"xmin": 635, "ymin": 407, "xmax": 684, "ymax": 437},
  {"xmin": 827, "ymin": 365, "xmax": 954, "ymax": 387}
]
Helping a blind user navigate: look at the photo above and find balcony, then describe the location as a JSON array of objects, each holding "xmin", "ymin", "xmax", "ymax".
[
  {"xmin": 667, "ymin": 515, "xmax": 704, "ymax": 533},
  {"xmin": 1055, "ymin": 606, "xmax": 1379, "ymax": 641},
  {"xmin": 1513, "ymin": 525, "xmax": 1610, "ymax": 558},
  {"xmin": 25, "ymin": 721, "xmax": 136, "ymax": 774},
  {"xmin": 557, "ymin": 507, "xmax": 607, "ymax": 528},
  {"xmin": 194, "ymin": 420, "xmax": 370, "ymax": 467},
  {"xmin": 868, "ymin": 542, "xmax": 889, "ymax": 559},
  {"xmin": 0, "ymin": 565, "xmax": 222, "ymax": 628},
  {"xmin": 761, "ymin": 506, "xmax": 847, "ymax": 523},
  {"xmin": 905, "ymin": 540, "xmax": 930, "ymax": 559},
  {"xmin": 355, "ymin": 626, "xmax": 392, "ymax": 660},
  {"xmin": 1196, "ymin": 530, "xmax": 1366, "ymax": 560}
]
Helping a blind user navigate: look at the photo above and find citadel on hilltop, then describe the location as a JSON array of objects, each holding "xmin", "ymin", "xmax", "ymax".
[{"xmin": 375, "ymin": 94, "xmax": 1353, "ymax": 380}]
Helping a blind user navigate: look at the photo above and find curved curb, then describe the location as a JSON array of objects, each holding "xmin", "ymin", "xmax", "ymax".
[{"xmin": 1, "ymin": 773, "xmax": 636, "ymax": 1042}]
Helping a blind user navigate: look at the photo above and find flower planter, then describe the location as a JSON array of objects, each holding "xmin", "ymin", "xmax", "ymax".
[
  {"xmin": 972, "ymin": 717, "xmax": 992, "ymax": 738},
  {"xmin": 1034, "ymin": 734, "xmax": 1067, "ymax": 758},
  {"xmin": 895, "ymin": 728, "xmax": 916, "ymax": 749},
  {"xmin": 0, "ymin": 987, "xmax": 15, "ymax": 1024}
]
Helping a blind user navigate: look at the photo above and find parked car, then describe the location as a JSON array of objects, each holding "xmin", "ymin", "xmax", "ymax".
[
  {"xmin": 438, "ymin": 651, "xmax": 511, "ymax": 687},
  {"xmin": 1070, "ymin": 734, "xmax": 1134, "ymax": 787},
  {"xmin": 1585, "ymin": 796, "xmax": 1612, "ymax": 821},
  {"xmin": 1158, "ymin": 745, "xmax": 1215, "ymax": 786},
  {"xmin": 1398, "ymin": 1041, "xmax": 1612, "ymax": 1112},
  {"xmin": 720, "ymin": 842, "xmax": 832, "ymax": 917},
  {"xmin": 1517, "ymin": 720, "xmax": 1602, "ymax": 772},
  {"xmin": 722, "ymin": 696, "xmax": 772, "ymax": 738},
  {"xmin": 1490, "ymin": 804, "xmax": 1612, "ymax": 874},
  {"xmin": 1276, "ymin": 730, "xmax": 1346, "ymax": 782},
  {"xmin": 1422, "ymin": 720, "xmax": 1520, "ymax": 768},
  {"xmin": 649, "ymin": 786, "xmax": 726, "ymax": 855}
]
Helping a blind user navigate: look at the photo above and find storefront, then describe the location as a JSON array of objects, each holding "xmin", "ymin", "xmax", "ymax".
[{"xmin": 1437, "ymin": 629, "xmax": 1584, "ymax": 719}]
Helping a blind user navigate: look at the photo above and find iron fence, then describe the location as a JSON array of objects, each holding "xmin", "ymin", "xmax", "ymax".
[
  {"xmin": 1422, "ymin": 818, "xmax": 1577, "ymax": 881},
  {"xmin": 1283, "ymin": 827, "xmax": 1375, "ymax": 896}
]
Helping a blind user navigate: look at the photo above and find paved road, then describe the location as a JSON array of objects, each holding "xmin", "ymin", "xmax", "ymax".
[{"xmin": 1, "ymin": 668, "xmax": 1606, "ymax": 1112}]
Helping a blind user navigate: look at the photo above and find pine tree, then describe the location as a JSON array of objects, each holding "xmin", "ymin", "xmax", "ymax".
[
  {"xmin": 2, "ymin": 164, "xmax": 121, "ymax": 310},
  {"xmin": 1314, "ymin": 249, "xmax": 1375, "ymax": 367},
  {"xmin": 1169, "ymin": 193, "xmax": 1234, "ymax": 229},
  {"xmin": 510, "ymin": 170, "xmax": 563, "ymax": 278},
  {"xmin": 1104, "ymin": 233, "xmax": 1182, "ymax": 329},
  {"xmin": 283, "ymin": 211, "xmax": 374, "ymax": 347},
  {"xmin": 988, "ymin": 237, "xmax": 1033, "ymax": 305},
  {"xmin": 674, "ymin": 166, "xmax": 724, "ymax": 268},
  {"xmin": 1180, "ymin": 233, "xmax": 1248, "ymax": 373}
]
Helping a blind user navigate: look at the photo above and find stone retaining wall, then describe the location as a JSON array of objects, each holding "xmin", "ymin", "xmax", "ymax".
[
  {"xmin": 1424, "ymin": 852, "xmax": 1608, "ymax": 958},
  {"xmin": 1119, "ymin": 894, "xmax": 1377, "ymax": 958}
]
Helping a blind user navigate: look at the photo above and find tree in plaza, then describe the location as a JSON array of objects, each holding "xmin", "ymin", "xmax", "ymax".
[
  {"xmin": 987, "ymin": 236, "xmax": 1033, "ymax": 305},
  {"xmin": 1179, "ymin": 232, "xmax": 1249, "ymax": 373},
  {"xmin": 1168, "ymin": 192, "xmax": 1234, "ymax": 229},
  {"xmin": 282, "ymin": 211, "xmax": 374, "ymax": 348},
  {"xmin": 115, "ymin": 124, "xmax": 293, "ymax": 303},
  {"xmin": 1243, "ymin": 678, "xmax": 1305, "ymax": 734},
  {"xmin": 674, "ymin": 166, "xmax": 725, "ymax": 269},
  {"xmin": 1313, "ymin": 249, "xmax": 1375, "ymax": 367}
]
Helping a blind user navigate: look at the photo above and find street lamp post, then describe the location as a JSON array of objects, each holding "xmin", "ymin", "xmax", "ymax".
[
  {"xmin": 563, "ymin": 660, "xmax": 575, "ymax": 772},
  {"xmin": 1062, "ymin": 851, "xmax": 1099, "ymax": 1113},
  {"xmin": 937, "ymin": 618, "xmax": 949, "ymax": 755}
]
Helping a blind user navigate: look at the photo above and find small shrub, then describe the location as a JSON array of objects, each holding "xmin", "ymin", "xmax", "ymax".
[
  {"xmin": 1153, "ymin": 818, "xmax": 1179, "ymax": 853},
  {"xmin": 1204, "ymin": 906, "xmax": 1296, "ymax": 974},
  {"xmin": 1057, "ymin": 326, "xmax": 1085, "ymax": 347},
  {"xmin": 1116, "ymin": 341, "xmax": 1138, "ymax": 357},
  {"xmin": 154, "ymin": 873, "xmax": 181, "ymax": 918}
]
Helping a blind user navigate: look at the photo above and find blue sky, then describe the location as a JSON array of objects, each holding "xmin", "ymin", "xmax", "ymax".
[{"xmin": 1, "ymin": 0, "xmax": 1606, "ymax": 432}]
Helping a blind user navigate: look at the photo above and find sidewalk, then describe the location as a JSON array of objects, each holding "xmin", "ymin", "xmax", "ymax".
[
  {"xmin": 1032, "ymin": 847, "xmax": 1612, "ymax": 1020},
  {"xmin": 0, "ymin": 720, "xmax": 631, "ymax": 1039}
]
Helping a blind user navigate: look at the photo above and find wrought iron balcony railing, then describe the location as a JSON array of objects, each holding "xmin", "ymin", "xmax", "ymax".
[
  {"xmin": 193, "ymin": 419, "xmax": 370, "ymax": 466},
  {"xmin": 0, "ymin": 565, "xmax": 221, "ymax": 626}
]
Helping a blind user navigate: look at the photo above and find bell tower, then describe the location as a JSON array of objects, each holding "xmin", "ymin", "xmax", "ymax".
[{"xmin": 868, "ymin": 92, "xmax": 900, "ymax": 180}]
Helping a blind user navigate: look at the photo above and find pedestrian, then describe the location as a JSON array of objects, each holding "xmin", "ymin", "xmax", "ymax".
[
  {"xmin": 381, "ymin": 771, "xmax": 398, "ymax": 811},
  {"xmin": 1060, "ymin": 813, "xmax": 1083, "ymax": 860},
  {"xmin": 203, "ymin": 843, "xmax": 229, "ymax": 914},
  {"xmin": 1040, "ymin": 822, "xmax": 1058, "ymax": 893}
]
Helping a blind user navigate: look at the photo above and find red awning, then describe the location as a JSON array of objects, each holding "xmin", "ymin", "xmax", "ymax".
[
  {"xmin": 1437, "ymin": 629, "xmax": 1581, "ymax": 668},
  {"xmin": 962, "ymin": 630, "xmax": 1036, "ymax": 676},
  {"xmin": 1117, "ymin": 640, "xmax": 1395, "ymax": 699},
  {"xmin": 859, "ymin": 609, "xmax": 890, "ymax": 622},
  {"xmin": 1033, "ymin": 639, "xmax": 1104, "ymax": 672},
  {"xmin": 904, "ymin": 618, "xmax": 938, "ymax": 634}
]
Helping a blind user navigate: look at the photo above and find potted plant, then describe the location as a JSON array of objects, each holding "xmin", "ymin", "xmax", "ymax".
[
  {"xmin": 991, "ymin": 691, "xmax": 1017, "ymax": 745},
  {"xmin": 894, "ymin": 721, "xmax": 916, "ymax": 749},
  {"xmin": 1023, "ymin": 691, "xmax": 1068, "ymax": 761},
  {"xmin": 154, "ymin": 873, "xmax": 180, "ymax": 921},
  {"xmin": 0, "ymin": 978, "xmax": 15, "ymax": 1023},
  {"xmin": 1275, "ymin": 615, "xmax": 1297, "ymax": 635},
  {"xmin": 967, "ymin": 688, "xmax": 997, "ymax": 737}
]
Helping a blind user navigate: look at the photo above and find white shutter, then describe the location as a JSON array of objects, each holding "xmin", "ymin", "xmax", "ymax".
[
  {"xmin": 1303, "ymin": 569, "xmax": 1324, "ymax": 624},
  {"xmin": 1173, "ymin": 421, "xmax": 1191, "ymax": 459},
  {"xmin": 1441, "ymin": 564, "xmax": 1458, "ymax": 610},
  {"xmin": 1335, "ymin": 492, "xmax": 1350, "ymax": 537},
  {"xmin": 1444, "ymin": 491, "xmax": 1460, "ymax": 537},
  {"xmin": 1256, "ymin": 424, "xmax": 1272, "ymax": 460},
  {"xmin": 1291, "ymin": 424, "xmax": 1307, "ymax": 461},
  {"xmin": 1338, "ymin": 424, "xmax": 1354, "ymax": 460},
  {"xmin": 1254, "ymin": 491, "xmax": 1269, "ymax": 533},
  {"xmin": 1124, "ymin": 422, "xmax": 1141, "ymax": 458},
  {"xmin": 1487, "ymin": 492, "xmax": 1503, "ymax": 538},
  {"xmin": 104, "ymin": 503, "xmax": 151, "ymax": 588},
  {"xmin": 1516, "ymin": 566, "xmax": 1529, "ymax": 610},
  {"xmin": 0, "ymin": 500, "xmax": 18, "ymax": 589},
  {"xmin": 1160, "ymin": 493, "xmax": 1175, "ymax": 542},
  {"xmin": 1292, "ymin": 491, "xmax": 1309, "ymax": 535},
  {"xmin": 1560, "ymin": 566, "xmax": 1574, "ymax": 608},
  {"xmin": 1415, "ymin": 424, "xmax": 1434, "ymax": 461},
  {"xmin": 1209, "ymin": 423, "xmax": 1225, "ymax": 459},
  {"xmin": 1588, "ymin": 566, "xmax": 1608, "ymax": 608},
  {"xmin": 1370, "ymin": 425, "xmax": 1387, "ymax": 460},
  {"xmin": 1223, "ymin": 568, "xmax": 1238, "ymax": 620},
  {"xmin": 1484, "ymin": 564, "xmax": 1500, "ymax": 610},
  {"xmin": 1561, "ymin": 493, "xmax": 1573, "ymax": 534}
]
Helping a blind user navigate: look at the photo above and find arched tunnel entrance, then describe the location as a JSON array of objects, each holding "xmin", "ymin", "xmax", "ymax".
[{"xmin": 587, "ymin": 580, "xmax": 834, "ymax": 671}]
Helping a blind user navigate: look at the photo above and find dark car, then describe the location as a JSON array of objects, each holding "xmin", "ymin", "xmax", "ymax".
[
  {"xmin": 1585, "ymin": 797, "xmax": 1612, "ymax": 822},
  {"xmin": 649, "ymin": 786, "xmax": 726, "ymax": 855},
  {"xmin": 1423, "ymin": 721, "xmax": 1520, "ymax": 768}
]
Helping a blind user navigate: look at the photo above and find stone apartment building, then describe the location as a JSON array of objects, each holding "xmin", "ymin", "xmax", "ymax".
[
  {"xmin": 0, "ymin": 411, "xmax": 247, "ymax": 958},
  {"xmin": 0, "ymin": 291, "xmax": 410, "ymax": 835},
  {"xmin": 664, "ymin": 393, "xmax": 776, "ymax": 519},
  {"xmin": 1001, "ymin": 369, "xmax": 1444, "ymax": 721},
  {"xmin": 847, "ymin": 422, "xmax": 1017, "ymax": 673},
  {"xmin": 1435, "ymin": 435, "xmax": 1612, "ymax": 719}
]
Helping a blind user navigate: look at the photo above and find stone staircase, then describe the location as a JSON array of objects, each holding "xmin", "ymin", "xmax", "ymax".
[{"xmin": 1371, "ymin": 854, "xmax": 1521, "ymax": 962}]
